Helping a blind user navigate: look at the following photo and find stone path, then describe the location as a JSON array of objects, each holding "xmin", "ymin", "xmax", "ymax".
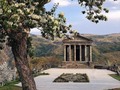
[{"xmin": 16, "ymin": 68, "xmax": 120, "ymax": 90}]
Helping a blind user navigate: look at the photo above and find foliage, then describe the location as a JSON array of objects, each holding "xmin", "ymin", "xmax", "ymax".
[
  {"xmin": 33, "ymin": 72, "xmax": 49, "ymax": 77},
  {"xmin": 0, "ymin": 0, "xmax": 111, "ymax": 50},
  {"xmin": 30, "ymin": 56, "xmax": 62, "ymax": 72},
  {"xmin": 30, "ymin": 56, "xmax": 62, "ymax": 77},
  {"xmin": 0, "ymin": 80, "xmax": 21, "ymax": 90},
  {"xmin": 4, "ymin": 80, "xmax": 20, "ymax": 86},
  {"xmin": 78, "ymin": 0, "xmax": 109, "ymax": 23},
  {"xmin": 35, "ymin": 44, "xmax": 56, "ymax": 57},
  {"xmin": 0, "ymin": 85, "xmax": 22, "ymax": 90},
  {"xmin": 53, "ymin": 73, "xmax": 89, "ymax": 82},
  {"xmin": 0, "ymin": 0, "xmax": 73, "ymax": 50}
]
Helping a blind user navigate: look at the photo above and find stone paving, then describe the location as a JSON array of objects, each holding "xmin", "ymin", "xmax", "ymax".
[{"xmin": 17, "ymin": 68, "xmax": 120, "ymax": 90}]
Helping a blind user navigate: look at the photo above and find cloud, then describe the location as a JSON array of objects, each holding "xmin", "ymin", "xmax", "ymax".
[
  {"xmin": 111, "ymin": 6, "xmax": 118, "ymax": 10},
  {"xmin": 105, "ymin": 10, "xmax": 120, "ymax": 20},
  {"xmin": 30, "ymin": 28, "xmax": 41, "ymax": 35},
  {"xmin": 108, "ymin": 0, "xmax": 120, "ymax": 5},
  {"xmin": 52, "ymin": 0, "xmax": 76, "ymax": 7}
]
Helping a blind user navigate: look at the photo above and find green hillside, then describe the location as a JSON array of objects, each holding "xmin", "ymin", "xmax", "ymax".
[
  {"xmin": 86, "ymin": 34, "xmax": 120, "ymax": 65},
  {"xmin": 31, "ymin": 35, "xmax": 63, "ymax": 58},
  {"xmin": 0, "ymin": 33, "xmax": 120, "ymax": 66},
  {"xmin": 31, "ymin": 33, "xmax": 120, "ymax": 65}
]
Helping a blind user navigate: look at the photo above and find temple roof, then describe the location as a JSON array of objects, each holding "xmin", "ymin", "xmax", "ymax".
[{"xmin": 63, "ymin": 33, "xmax": 93, "ymax": 43}]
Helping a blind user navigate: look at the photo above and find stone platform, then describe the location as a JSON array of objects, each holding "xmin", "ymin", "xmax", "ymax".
[
  {"xmin": 16, "ymin": 68, "xmax": 120, "ymax": 90},
  {"xmin": 62, "ymin": 61, "xmax": 94, "ymax": 68}
]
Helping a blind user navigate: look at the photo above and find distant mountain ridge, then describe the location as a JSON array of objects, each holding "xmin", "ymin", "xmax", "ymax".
[
  {"xmin": 0, "ymin": 33, "xmax": 120, "ymax": 65},
  {"xmin": 82, "ymin": 33, "xmax": 120, "ymax": 42}
]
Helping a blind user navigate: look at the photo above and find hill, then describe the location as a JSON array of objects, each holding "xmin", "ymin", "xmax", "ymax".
[
  {"xmin": 31, "ymin": 33, "xmax": 120, "ymax": 65},
  {"xmin": 82, "ymin": 33, "xmax": 120, "ymax": 65},
  {"xmin": 0, "ymin": 33, "xmax": 120, "ymax": 66},
  {"xmin": 31, "ymin": 35, "xmax": 63, "ymax": 58}
]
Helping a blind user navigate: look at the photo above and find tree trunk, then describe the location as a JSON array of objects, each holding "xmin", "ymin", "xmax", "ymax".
[{"xmin": 11, "ymin": 33, "xmax": 37, "ymax": 90}]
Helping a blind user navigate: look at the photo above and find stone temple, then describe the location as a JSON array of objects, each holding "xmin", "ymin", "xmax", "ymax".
[{"xmin": 62, "ymin": 34, "xmax": 93, "ymax": 68}]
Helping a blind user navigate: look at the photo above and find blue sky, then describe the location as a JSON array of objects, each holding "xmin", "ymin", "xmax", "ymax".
[{"xmin": 31, "ymin": 0, "xmax": 120, "ymax": 35}]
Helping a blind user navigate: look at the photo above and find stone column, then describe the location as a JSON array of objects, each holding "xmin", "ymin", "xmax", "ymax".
[
  {"xmin": 85, "ymin": 45, "xmax": 87, "ymax": 62},
  {"xmin": 64, "ymin": 45, "xmax": 66, "ymax": 62},
  {"xmin": 79, "ymin": 45, "xmax": 81, "ymax": 62},
  {"xmin": 69, "ymin": 45, "xmax": 71, "ymax": 61},
  {"xmin": 74, "ymin": 45, "xmax": 76, "ymax": 61},
  {"xmin": 90, "ymin": 46, "xmax": 92, "ymax": 62}
]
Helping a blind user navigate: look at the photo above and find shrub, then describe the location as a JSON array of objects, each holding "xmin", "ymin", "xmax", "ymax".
[{"xmin": 53, "ymin": 73, "xmax": 89, "ymax": 83}]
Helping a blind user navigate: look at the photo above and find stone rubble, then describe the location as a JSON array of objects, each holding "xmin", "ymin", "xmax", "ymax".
[{"xmin": 0, "ymin": 62, "xmax": 16, "ymax": 86}]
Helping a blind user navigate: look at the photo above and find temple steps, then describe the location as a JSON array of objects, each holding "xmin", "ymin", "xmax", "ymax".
[{"xmin": 61, "ymin": 62, "xmax": 94, "ymax": 68}]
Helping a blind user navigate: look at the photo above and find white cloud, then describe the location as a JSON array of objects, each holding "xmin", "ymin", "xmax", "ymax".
[
  {"xmin": 108, "ymin": 0, "xmax": 120, "ymax": 5},
  {"xmin": 105, "ymin": 10, "xmax": 120, "ymax": 20},
  {"xmin": 52, "ymin": 0, "xmax": 72, "ymax": 7},
  {"xmin": 111, "ymin": 6, "xmax": 118, "ymax": 10},
  {"xmin": 30, "ymin": 28, "xmax": 41, "ymax": 35}
]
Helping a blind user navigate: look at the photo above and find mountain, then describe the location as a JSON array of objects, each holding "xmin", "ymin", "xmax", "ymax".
[
  {"xmin": 32, "ymin": 33, "xmax": 120, "ymax": 65},
  {"xmin": 82, "ymin": 33, "xmax": 120, "ymax": 65},
  {"xmin": 31, "ymin": 35, "xmax": 63, "ymax": 58},
  {"xmin": 0, "ymin": 33, "xmax": 120, "ymax": 66}
]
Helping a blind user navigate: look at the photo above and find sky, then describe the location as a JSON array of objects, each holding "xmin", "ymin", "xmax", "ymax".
[{"xmin": 31, "ymin": 0, "xmax": 120, "ymax": 35}]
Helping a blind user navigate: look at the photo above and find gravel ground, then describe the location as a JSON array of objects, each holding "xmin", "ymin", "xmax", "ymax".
[{"xmin": 16, "ymin": 68, "xmax": 120, "ymax": 90}]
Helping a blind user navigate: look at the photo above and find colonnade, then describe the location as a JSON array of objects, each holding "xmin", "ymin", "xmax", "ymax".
[{"xmin": 64, "ymin": 44, "xmax": 92, "ymax": 62}]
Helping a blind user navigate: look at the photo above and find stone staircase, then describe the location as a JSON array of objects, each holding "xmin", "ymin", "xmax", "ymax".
[{"xmin": 62, "ymin": 61, "xmax": 94, "ymax": 68}]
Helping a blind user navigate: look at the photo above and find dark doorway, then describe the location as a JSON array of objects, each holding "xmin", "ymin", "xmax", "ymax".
[
  {"xmin": 76, "ymin": 45, "xmax": 80, "ymax": 61},
  {"xmin": 66, "ymin": 45, "xmax": 69, "ymax": 61},
  {"xmin": 81, "ymin": 45, "xmax": 85, "ymax": 61},
  {"xmin": 86, "ymin": 45, "xmax": 90, "ymax": 62},
  {"xmin": 71, "ymin": 45, "xmax": 74, "ymax": 61}
]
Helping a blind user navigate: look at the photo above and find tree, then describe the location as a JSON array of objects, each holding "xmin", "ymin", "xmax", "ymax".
[{"xmin": 0, "ymin": 0, "xmax": 110, "ymax": 90}]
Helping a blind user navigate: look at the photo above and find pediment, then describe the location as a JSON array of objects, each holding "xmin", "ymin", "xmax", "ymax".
[{"xmin": 63, "ymin": 34, "xmax": 93, "ymax": 43}]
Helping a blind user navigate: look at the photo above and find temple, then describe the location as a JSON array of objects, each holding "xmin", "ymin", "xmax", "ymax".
[{"xmin": 62, "ymin": 34, "xmax": 93, "ymax": 68}]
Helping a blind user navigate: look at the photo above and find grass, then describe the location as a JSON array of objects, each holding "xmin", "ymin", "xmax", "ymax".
[
  {"xmin": 0, "ymin": 80, "xmax": 22, "ymax": 90},
  {"xmin": 109, "ymin": 74, "xmax": 120, "ymax": 81},
  {"xmin": 0, "ymin": 72, "xmax": 49, "ymax": 90},
  {"xmin": 0, "ymin": 85, "xmax": 22, "ymax": 90},
  {"xmin": 108, "ymin": 74, "xmax": 120, "ymax": 90}
]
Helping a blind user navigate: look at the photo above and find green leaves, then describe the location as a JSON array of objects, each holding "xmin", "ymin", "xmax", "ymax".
[
  {"xmin": 78, "ymin": 0, "xmax": 108, "ymax": 23},
  {"xmin": 0, "ymin": 24, "xmax": 5, "ymax": 50},
  {"xmin": 0, "ymin": 0, "xmax": 70, "ymax": 39},
  {"xmin": 103, "ymin": 8, "xmax": 109, "ymax": 13},
  {"xmin": 0, "ymin": 0, "xmax": 115, "ymax": 50}
]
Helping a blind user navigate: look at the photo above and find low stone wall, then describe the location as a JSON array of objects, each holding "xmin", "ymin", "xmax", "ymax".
[
  {"xmin": 108, "ymin": 64, "xmax": 120, "ymax": 76},
  {"xmin": 94, "ymin": 65, "xmax": 108, "ymax": 69},
  {"xmin": 0, "ymin": 62, "xmax": 16, "ymax": 86}
]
